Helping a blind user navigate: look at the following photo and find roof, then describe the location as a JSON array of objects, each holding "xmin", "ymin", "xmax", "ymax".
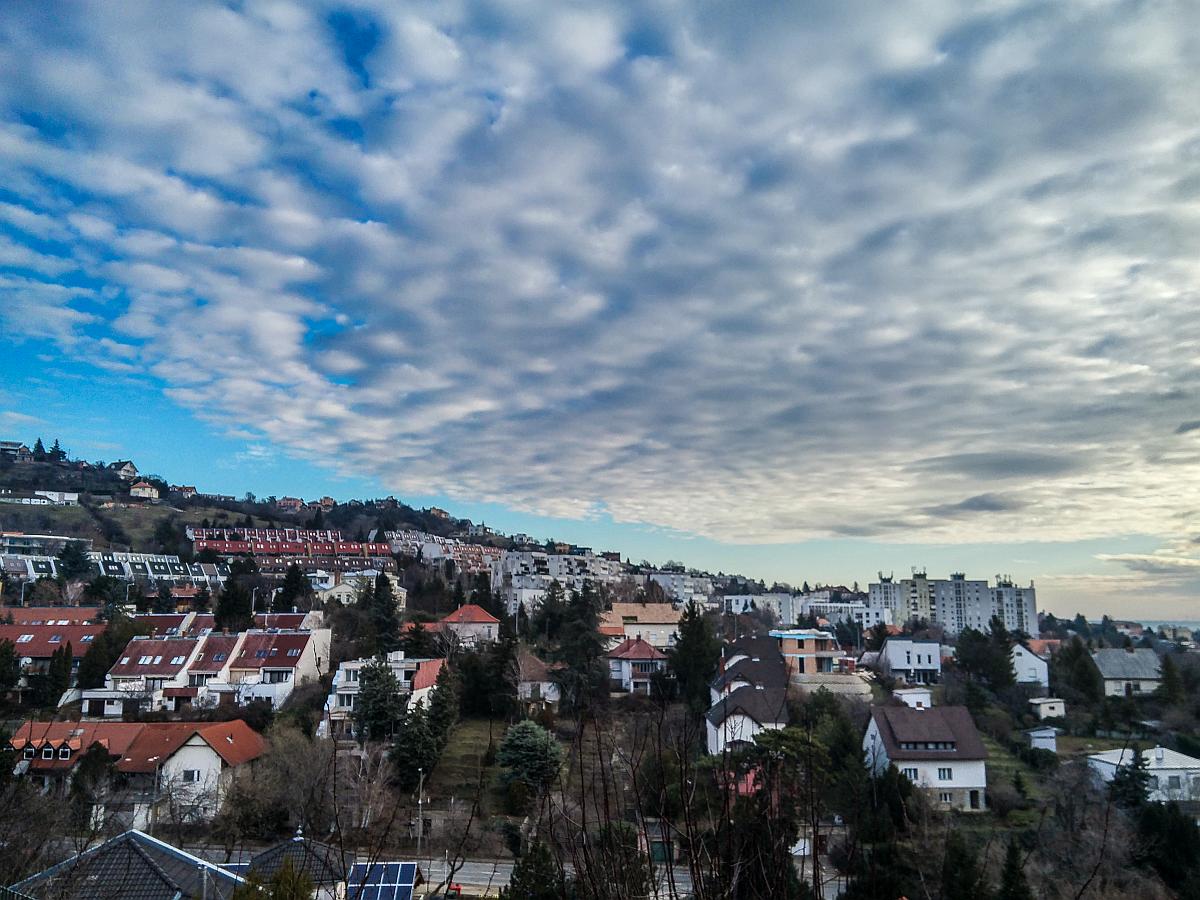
[
  {"xmin": 602, "ymin": 602, "xmax": 683, "ymax": 627},
  {"xmin": 705, "ymin": 684, "xmax": 789, "ymax": 728},
  {"xmin": 516, "ymin": 649, "xmax": 557, "ymax": 682},
  {"xmin": 0, "ymin": 606, "xmax": 99, "ymax": 624},
  {"xmin": 11, "ymin": 829, "xmax": 242, "ymax": 899},
  {"xmin": 0, "ymin": 624, "xmax": 105, "ymax": 659},
  {"xmin": 1091, "ymin": 648, "xmax": 1162, "ymax": 680},
  {"xmin": 132, "ymin": 614, "xmax": 188, "ymax": 637},
  {"xmin": 412, "ymin": 658, "xmax": 446, "ymax": 691},
  {"xmin": 118, "ymin": 720, "xmax": 266, "ymax": 772},
  {"xmin": 1030, "ymin": 696, "xmax": 1064, "ymax": 705},
  {"xmin": 1089, "ymin": 745, "xmax": 1200, "ymax": 771},
  {"xmin": 1026, "ymin": 639, "xmax": 1062, "ymax": 657},
  {"xmin": 109, "ymin": 638, "xmax": 198, "ymax": 677},
  {"xmin": 248, "ymin": 833, "xmax": 351, "ymax": 885},
  {"xmin": 189, "ymin": 634, "xmax": 240, "ymax": 672},
  {"xmin": 10, "ymin": 721, "xmax": 145, "ymax": 771},
  {"xmin": 723, "ymin": 634, "xmax": 779, "ymax": 663},
  {"xmin": 441, "ymin": 604, "xmax": 500, "ymax": 625},
  {"xmin": 607, "ymin": 637, "xmax": 667, "ymax": 661},
  {"xmin": 229, "ymin": 632, "xmax": 310, "ymax": 670},
  {"xmin": 710, "ymin": 656, "xmax": 788, "ymax": 692},
  {"xmin": 868, "ymin": 706, "xmax": 988, "ymax": 761},
  {"xmin": 255, "ymin": 612, "xmax": 307, "ymax": 629}
]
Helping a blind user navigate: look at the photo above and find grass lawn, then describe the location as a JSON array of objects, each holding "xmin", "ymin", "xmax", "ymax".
[
  {"xmin": 1055, "ymin": 734, "xmax": 1129, "ymax": 758},
  {"xmin": 427, "ymin": 717, "xmax": 508, "ymax": 812}
]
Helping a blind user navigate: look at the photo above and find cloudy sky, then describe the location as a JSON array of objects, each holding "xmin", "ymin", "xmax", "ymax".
[{"xmin": 2, "ymin": 1, "xmax": 1199, "ymax": 618}]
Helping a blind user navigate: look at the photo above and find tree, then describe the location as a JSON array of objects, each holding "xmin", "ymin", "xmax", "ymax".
[
  {"xmin": 996, "ymin": 839, "xmax": 1033, "ymax": 900},
  {"xmin": 496, "ymin": 720, "xmax": 562, "ymax": 794},
  {"xmin": 232, "ymin": 859, "xmax": 316, "ymax": 900},
  {"xmin": 56, "ymin": 541, "xmax": 93, "ymax": 581},
  {"xmin": 390, "ymin": 703, "xmax": 439, "ymax": 793},
  {"xmin": 372, "ymin": 573, "xmax": 400, "ymax": 653},
  {"xmin": 77, "ymin": 614, "xmax": 144, "ymax": 690},
  {"xmin": 941, "ymin": 830, "xmax": 990, "ymax": 900},
  {"xmin": 865, "ymin": 621, "xmax": 890, "ymax": 653},
  {"xmin": 32, "ymin": 643, "xmax": 73, "ymax": 707},
  {"xmin": 553, "ymin": 580, "xmax": 607, "ymax": 713},
  {"xmin": 193, "ymin": 583, "xmax": 212, "ymax": 613},
  {"xmin": 500, "ymin": 840, "xmax": 563, "ymax": 900},
  {"xmin": 277, "ymin": 564, "xmax": 312, "ymax": 612},
  {"xmin": 531, "ymin": 579, "xmax": 568, "ymax": 642},
  {"xmin": 48, "ymin": 438, "xmax": 65, "ymax": 462},
  {"xmin": 575, "ymin": 823, "xmax": 655, "ymax": 900},
  {"xmin": 153, "ymin": 581, "xmax": 175, "ymax": 614},
  {"xmin": 668, "ymin": 599, "xmax": 720, "ymax": 714},
  {"xmin": 0, "ymin": 639, "xmax": 20, "ymax": 694},
  {"xmin": 1158, "ymin": 654, "xmax": 1185, "ymax": 706},
  {"xmin": 1052, "ymin": 636, "xmax": 1102, "ymax": 702},
  {"xmin": 1109, "ymin": 744, "xmax": 1151, "ymax": 809},
  {"xmin": 426, "ymin": 663, "xmax": 459, "ymax": 750},
  {"xmin": 32, "ymin": 437, "xmax": 46, "ymax": 460},
  {"xmin": 354, "ymin": 657, "xmax": 404, "ymax": 744},
  {"xmin": 215, "ymin": 582, "xmax": 254, "ymax": 632},
  {"xmin": 399, "ymin": 621, "xmax": 436, "ymax": 658}
]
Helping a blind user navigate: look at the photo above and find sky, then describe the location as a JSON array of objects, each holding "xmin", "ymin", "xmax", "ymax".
[{"xmin": 1, "ymin": 1, "xmax": 1200, "ymax": 620}]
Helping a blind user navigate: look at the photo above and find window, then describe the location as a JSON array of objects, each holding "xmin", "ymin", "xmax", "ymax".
[
  {"xmin": 16, "ymin": 634, "xmax": 33, "ymax": 643},
  {"xmin": 940, "ymin": 792, "xmax": 953, "ymax": 804},
  {"xmin": 213, "ymin": 653, "xmax": 227, "ymax": 662},
  {"xmin": 58, "ymin": 747, "xmax": 70, "ymax": 760},
  {"xmin": 286, "ymin": 648, "xmax": 300, "ymax": 657},
  {"xmin": 121, "ymin": 657, "xmax": 130, "ymax": 665},
  {"xmin": 901, "ymin": 767, "xmax": 918, "ymax": 781},
  {"xmin": 182, "ymin": 769, "xmax": 200, "ymax": 783},
  {"xmin": 41, "ymin": 746, "xmax": 54, "ymax": 759},
  {"xmin": 171, "ymin": 656, "xmax": 185, "ymax": 665},
  {"xmin": 81, "ymin": 635, "xmax": 94, "ymax": 642},
  {"xmin": 338, "ymin": 693, "xmax": 355, "ymax": 708},
  {"xmin": 256, "ymin": 650, "xmax": 268, "ymax": 658},
  {"xmin": 23, "ymin": 746, "xmax": 34, "ymax": 759},
  {"xmin": 1168, "ymin": 775, "xmax": 1182, "ymax": 790},
  {"xmin": 48, "ymin": 634, "xmax": 62, "ymax": 643},
  {"xmin": 1148, "ymin": 776, "xmax": 1160, "ymax": 789},
  {"xmin": 152, "ymin": 656, "xmax": 162, "ymax": 664},
  {"xmin": 139, "ymin": 655, "xmax": 153, "ymax": 665}
]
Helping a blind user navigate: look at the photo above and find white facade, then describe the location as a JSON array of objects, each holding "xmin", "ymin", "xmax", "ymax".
[
  {"xmin": 723, "ymin": 593, "xmax": 798, "ymax": 624},
  {"xmin": 158, "ymin": 735, "xmax": 233, "ymax": 824},
  {"xmin": 893, "ymin": 687, "xmax": 933, "ymax": 709},
  {"xmin": 802, "ymin": 598, "xmax": 890, "ymax": 630},
  {"xmin": 491, "ymin": 550, "xmax": 627, "ymax": 613},
  {"xmin": 863, "ymin": 716, "xmax": 987, "ymax": 811},
  {"xmin": 879, "ymin": 639, "xmax": 942, "ymax": 684},
  {"xmin": 318, "ymin": 650, "xmax": 440, "ymax": 738},
  {"xmin": 1026, "ymin": 726, "xmax": 1059, "ymax": 753},
  {"xmin": 706, "ymin": 711, "xmax": 783, "ymax": 755},
  {"xmin": 1011, "ymin": 644, "xmax": 1049, "ymax": 688},
  {"xmin": 1089, "ymin": 747, "xmax": 1200, "ymax": 804},
  {"xmin": 647, "ymin": 571, "xmax": 713, "ymax": 604},
  {"xmin": 867, "ymin": 572, "xmax": 1037, "ymax": 636},
  {"xmin": 1030, "ymin": 697, "xmax": 1066, "ymax": 720}
]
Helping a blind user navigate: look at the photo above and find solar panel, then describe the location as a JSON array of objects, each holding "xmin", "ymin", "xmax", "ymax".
[{"xmin": 346, "ymin": 862, "xmax": 418, "ymax": 900}]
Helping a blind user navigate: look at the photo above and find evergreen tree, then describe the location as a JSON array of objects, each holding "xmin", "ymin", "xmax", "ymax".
[
  {"xmin": 0, "ymin": 639, "xmax": 20, "ymax": 693},
  {"xmin": 426, "ymin": 663, "xmax": 460, "ymax": 750},
  {"xmin": 215, "ymin": 582, "xmax": 254, "ymax": 632},
  {"xmin": 941, "ymin": 831, "xmax": 990, "ymax": 900},
  {"xmin": 32, "ymin": 437, "xmax": 46, "ymax": 460},
  {"xmin": 49, "ymin": 438, "xmax": 65, "ymax": 462},
  {"xmin": 500, "ymin": 840, "xmax": 562, "ymax": 900},
  {"xmin": 399, "ymin": 621, "xmax": 435, "ymax": 658},
  {"xmin": 1158, "ymin": 654, "xmax": 1185, "ymax": 706},
  {"xmin": 193, "ymin": 583, "xmax": 212, "ymax": 613},
  {"xmin": 278, "ymin": 564, "xmax": 311, "ymax": 611},
  {"xmin": 553, "ymin": 580, "xmax": 607, "ymax": 713},
  {"xmin": 56, "ymin": 541, "xmax": 93, "ymax": 581},
  {"xmin": 36, "ymin": 642, "xmax": 73, "ymax": 706},
  {"xmin": 667, "ymin": 599, "xmax": 720, "ymax": 714},
  {"xmin": 372, "ymin": 573, "xmax": 400, "ymax": 652},
  {"xmin": 390, "ymin": 703, "xmax": 439, "ymax": 792},
  {"xmin": 532, "ymin": 579, "xmax": 568, "ymax": 642},
  {"xmin": 1109, "ymin": 745, "xmax": 1151, "ymax": 809},
  {"xmin": 497, "ymin": 720, "xmax": 563, "ymax": 794},
  {"xmin": 153, "ymin": 581, "xmax": 175, "ymax": 614},
  {"xmin": 996, "ymin": 839, "xmax": 1033, "ymax": 900},
  {"xmin": 354, "ymin": 657, "xmax": 404, "ymax": 744}
]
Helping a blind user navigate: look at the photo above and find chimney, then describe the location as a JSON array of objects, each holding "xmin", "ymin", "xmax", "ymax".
[{"xmin": 1156, "ymin": 746, "xmax": 1165, "ymax": 761}]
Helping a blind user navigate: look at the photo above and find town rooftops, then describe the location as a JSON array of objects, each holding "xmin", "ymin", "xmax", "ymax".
[
  {"xmin": 229, "ymin": 632, "xmax": 310, "ymax": 669},
  {"xmin": 134, "ymin": 614, "xmax": 189, "ymax": 636},
  {"xmin": 1091, "ymin": 647, "xmax": 1162, "ymax": 680},
  {"xmin": 607, "ymin": 637, "xmax": 667, "ymax": 661},
  {"xmin": 10, "ymin": 721, "xmax": 146, "ymax": 771},
  {"xmin": 0, "ymin": 606, "xmax": 99, "ymax": 624},
  {"xmin": 0, "ymin": 624, "xmax": 105, "ymax": 658},
  {"xmin": 109, "ymin": 638, "xmax": 198, "ymax": 677},
  {"xmin": 118, "ymin": 720, "xmax": 266, "ymax": 772},
  {"xmin": 441, "ymin": 604, "xmax": 500, "ymax": 625},
  {"xmin": 11, "ymin": 829, "xmax": 243, "ymax": 900},
  {"xmin": 603, "ymin": 602, "xmax": 683, "ymax": 626},
  {"xmin": 869, "ymin": 705, "xmax": 988, "ymax": 761},
  {"xmin": 705, "ymin": 684, "xmax": 789, "ymax": 728}
]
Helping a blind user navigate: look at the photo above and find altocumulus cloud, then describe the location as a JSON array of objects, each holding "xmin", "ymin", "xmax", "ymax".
[{"xmin": 1, "ymin": 1, "xmax": 1200, "ymax": 545}]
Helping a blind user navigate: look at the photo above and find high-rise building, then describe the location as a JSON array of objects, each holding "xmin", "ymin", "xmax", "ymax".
[{"xmin": 868, "ymin": 571, "xmax": 1036, "ymax": 636}]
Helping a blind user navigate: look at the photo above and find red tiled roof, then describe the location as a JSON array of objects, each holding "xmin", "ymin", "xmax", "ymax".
[
  {"xmin": 1026, "ymin": 639, "xmax": 1062, "ymax": 658},
  {"xmin": 599, "ymin": 624, "xmax": 625, "ymax": 637},
  {"xmin": 187, "ymin": 614, "xmax": 216, "ymax": 635},
  {"xmin": 256, "ymin": 613, "xmax": 306, "ymax": 629},
  {"xmin": 189, "ymin": 634, "xmax": 240, "ymax": 672},
  {"xmin": 133, "ymin": 614, "xmax": 189, "ymax": 636},
  {"xmin": 229, "ymin": 632, "xmax": 310, "ymax": 670},
  {"xmin": 412, "ymin": 658, "xmax": 446, "ymax": 691},
  {"xmin": 117, "ymin": 720, "xmax": 267, "ymax": 772},
  {"xmin": 441, "ymin": 604, "xmax": 500, "ymax": 625},
  {"xmin": 607, "ymin": 637, "xmax": 667, "ymax": 661},
  {"xmin": 0, "ymin": 606, "xmax": 99, "ymax": 624},
  {"xmin": 109, "ymin": 637, "xmax": 198, "ymax": 677},
  {"xmin": 197, "ymin": 719, "xmax": 267, "ymax": 767},
  {"xmin": 9, "ymin": 721, "xmax": 145, "ymax": 771},
  {"xmin": 401, "ymin": 620, "xmax": 444, "ymax": 634},
  {"xmin": 162, "ymin": 687, "xmax": 198, "ymax": 698},
  {"xmin": 0, "ymin": 624, "xmax": 105, "ymax": 659}
]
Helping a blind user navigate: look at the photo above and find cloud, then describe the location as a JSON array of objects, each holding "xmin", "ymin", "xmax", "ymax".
[
  {"xmin": 1176, "ymin": 421, "xmax": 1200, "ymax": 435},
  {"xmin": 1, "ymin": 1, "xmax": 1200, "ymax": 546}
]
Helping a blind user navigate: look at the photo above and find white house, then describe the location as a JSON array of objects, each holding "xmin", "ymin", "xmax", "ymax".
[
  {"xmin": 1089, "ymin": 746, "xmax": 1200, "ymax": 804},
  {"xmin": 879, "ymin": 638, "xmax": 942, "ymax": 684},
  {"xmin": 893, "ymin": 686, "xmax": 933, "ymax": 709},
  {"xmin": 864, "ymin": 705, "xmax": 988, "ymax": 811},
  {"xmin": 1030, "ymin": 697, "xmax": 1066, "ymax": 720},
  {"xmin": 1011, "ymin": 643, "xmax": 1050, "ymax": 688},
  {"xmin": 600, "ymin": 603, "xmax": 684, "ymax": 649},
  {"xmin": 516, "ymin": 650, "xmax": 561, "ymax": 711},
  {"xmin": 705, "ymin": 685, "xmax": 788, "ymax": 755},
  {"xmin": 130, "ymin": 481, "xmax": 159, "ymax": 500},
  {"xmin": 1025, "ymin": 726, "xmax": 1059, "ymax": 753},
  {"xmin": 318, "ymin": 651, "xmax": 444, "ymax": 739},
  {"xmin": 1092, "ymin": 648, "xmax": 1162, "ymax": 698},
  {"xmin": 607, "ymin": 637, "xmax": 668, "ymax": 694}
]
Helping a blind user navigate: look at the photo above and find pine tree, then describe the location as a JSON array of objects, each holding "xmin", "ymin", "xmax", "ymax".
[
  {"xmin": 996, "ymin": 839, "xmax": 1033, "ymax": 900},
  {"xmin": 497, "ymin": 720, "xmax": 563, "ymax": 794},
  {"xmin": 668, "ymin": 599, "xmax": 720, "ymax": 714},
  {"xmin": 153, "ymin": 581, "xmax": 175, "ymax": 614},
  {"xmin": 500, "ymin": 840, "xmax": 562, "ymax": 900},
  {"xmin": 32, "ymin": 437, "xmax": 46, "ymax": 460},
  {"xmin": 1158, "ymin": 654, "xmax": 1185, "ymax": 706},
  {"xmin": 1109, "ymin": 744, "xmax": 1151, "ymax": 809},
  {"xmin": 56, "ymin": 541, "xmax": 93, "ymax": 581},
  {"xmin": 941, "ymin": 831, "xmax": 990, "ymax": 900},
  {"xmin": 44, "ymin": 642, "xmax": 72, "ymax": 705},
  {"xmin": 426, "ymin": 663, "xmax": 460, "ymax": 750},
  {"xmin": 372, "ymin": 573, "xmax": 400, "ymax": 652},
  {"xmin": 553, "ymin": 580, "xmax": 607, "ymax": 713},
  {"xmin": 215, "ymin": 582, "xmax": 254, "ymax": 632},
  {"xmin": 278, "ymin": 564, "xmax": 311, "ymax": 611},
  {"xmin": 532, "ymin": 579, "xmax": 567, "ymax": 642},
  {"xmin": 0, "ymin": 639, "xmax": 20, "ymax": 693},
  {"xmin": 399, "ymin": 621, "xmax": 435, "ymax": 658},
  {"xmin": 194, "ymin": 583, "xmax": 212, "ymax": 613},
  {"xmin": 390, "ymin": 703, "xmax": 439, "ymax": 792},
  {"xmin": 354, "ymin": 657, "xmax": 403, "ymax": 744},
  {"xmin": 49, "ymin": 438, "xmax": 64, "ymax": 461}
]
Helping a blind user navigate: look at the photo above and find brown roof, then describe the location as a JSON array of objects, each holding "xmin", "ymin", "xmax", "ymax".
[
  {"xmin": 602, "ymin": 603, "xmax": 683, "ymax": 627},
  {"xmin": 441, "ymin": 604, "xmax": 500, "ymax": 625},
  {"xmin": 109, "ymin": 637, "xmax": 198, "ymax": 677},
  {"xmin": 1026, "ymin": 639, "xmax": 1062, "ymax": 658},
  {"xmin": 189, "ymin": 634, "xmax": 240, "ymax": 672},
  {"xmin": 133, "ymin": 614, "xmax": 189, "ymax": 636},
  {"xmin": 412, "ymin": 658, "xmax": 446, "ymax": 691},
  {"xmin": 229, "ymin": 632, "xmax": 310, "ymax": 670},
  {"xmin": 117, "ymin": 720, "xmax": 266, "ymax": 772},
  {"xmin": 517, "ymin": 649, "xmax": 559, "ymax": 682},
  {"xmin": 0, "ymin": 606, "xmax": 99, "ymax": 624},
  {"xmin": 869, "ymin": 706, "xmax": 988, "ymax": 761},
  {"xmin": 0, "ymin": 624, "xmax": 105, "ymax": 659},
  {"xmin": 9, "ymin": 721, "xmax": 144, "ymax": 771},
  {"xmin": 607, "ymin": 637, "xmax": 667, "ymax": 661}
]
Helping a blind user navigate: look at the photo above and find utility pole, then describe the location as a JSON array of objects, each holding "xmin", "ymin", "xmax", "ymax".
[{"xmin": 416, "ymin": 767, "xmax": 425, "ymax": 859}]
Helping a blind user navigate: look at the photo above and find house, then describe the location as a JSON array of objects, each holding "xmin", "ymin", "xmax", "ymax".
[
  {"xmin": 83, "ymin": 636, "xmax": 202, "ymax": 716},
  {"xmin": 709, "ymin": 654, "xmax": 789, "ymax": 705},
  {"xmin": 9, "ymin": 830, "xmax": 244, "ymax": 899},
  {"xmin": 247, "ymin": 831, "xmax": 353, "ymax": 900},
  {"xmin": 1011, "ymin": 642, "xmax": 1050, "ymax": 688},
  {"xmin": 216, "ymin": 630, "xmax": 328, "ymax": 708},
  {"xmin": 770, "ymin": 627, "xmax": 869, "ymax": 696},
  {"xmin": 1092, "ymin": 647, "xmax": 1162, "ymax": 697},
  {"xmin": 439, "ymin": 603, "xmax": 500, "ymax": 646},
  {"xmin": 893, "ymin": 686, "xmax": 933, "ymax": 709},
  {"xmin": 864, "ymin": 705, "xmax": 988, "ymax": 811},
  {"xmin": 107, "ymin": 460, "xmax": 139, "ymax": 480},
  {"xmin": 1089, "ymin": 746, "xmax": 1200, "ymax": 804},
  {"xmin": 10, "ymin": 719, "xmax": 265, "ymax": 826},
  {"xmin": 705, "ymin": 685, "xmax": 789, "ymax": 755},
  {"xmin": 170, "ymin": 485, "xmax": 198, "ymax": 499},
  {"xmin": 1025, "ymin": 726, "xmax": 1059, "ymax": 753},
  {"xmin": 277, "ymin": 496, "xmax": 304, "ymax": 511},
  {"xmin": 879, "ymin": 638, "xmax": 942, "ymax": 684},
  {"xmin": 318, "ymin": 651, "xmax": 445, "ymax": 739},
  {"xmin": 600, "ymin": 602, "xmax": 684, "ymax": 649},
  {"xmin": 0, "ymin": 440, "xmax": 33, "ymax": 463},
  {"xmin": 607, "ymin": 637, "xmax": 668, "ymax": 694},
  {"xmin": 516, "ymin": 649, "xmax": 561, "ymax": 711},
  {"xmin": 0, "ymin": 623, "xmax": 106, "ymax": 697},
  {"xmin": 1030, "ymin": 697, "xmax": 1066, "ymax": 720},
  {"xmin": 130, "ymin": 480, "xmax": 160, "ymax": 500},
  {"xmin": 1026, "ymin": 638, "xmax": 1061, "ymax": 657}
]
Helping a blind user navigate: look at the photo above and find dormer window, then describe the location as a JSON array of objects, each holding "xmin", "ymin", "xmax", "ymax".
[
  {"xmin": 49, "ymin": 634, "xmax": 62, "ymax": 643},
  {"xmin": 23, "ymin": 746, "xmax": 34, "ymax": 759},
  {"xmin": 41, "ymin": 746, "xmax": 54, "ymax": 759},
  {"xmin": 58, "ymin": 747, "xmax": 70, "ymax": 760}
]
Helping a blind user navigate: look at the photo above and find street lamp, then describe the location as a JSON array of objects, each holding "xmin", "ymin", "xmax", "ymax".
[
  {"xmin": 19, "ymin": 580, "xmax": 29, "ymax": 606},
  {"xmin": 416, "ymin": 768, "xmax": 425, "ymax": 859}
]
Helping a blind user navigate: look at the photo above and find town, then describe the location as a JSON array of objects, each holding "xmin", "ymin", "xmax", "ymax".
[{"xmin": 1, "ymin": 438, "xmax": 1198, "ymax": 899}]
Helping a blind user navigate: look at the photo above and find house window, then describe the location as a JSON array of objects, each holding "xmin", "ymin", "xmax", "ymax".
[
  {"xmin": 1168, "ymin": 776, "xmax": 1182, "ymax": 790},
  {"xmin": 938, "ymin": 768, "xmax": 952, "ymax": 781},
  {"xmin": 901, "ymin": 767, "xmax": 918, "ymax": 781},
  {"xmin": 940, "ymin": 792, "xmax": 953, "ymax": 804},
  {"xmin": 213, "ymin": 653, "xmax": 227, "ymax": 662},
  {"xmin": 49, "ymin": 634, "xmax": 62, "ymax": 643},
  {"xmin": 182, "ymin": 769, "xmax": 200, "ymax": 783},
  {"xmin": 81, "ymin": 635, "xmax": 94, "ymax": 642},
  {"xmin": 58, "ymin": 747, "xmax": 70, "ymax": 760},
  {"xmin": 41, "ymin": 746, "xmax": 54, "ymax": 759},
  {"xmin": 138, "ymin": 656, "xmax": 153, "ymax": 664},
  {"xmin": 286, "ymin": 648, "xmax": 300, "ymax": 657},
  {"xmin": 23, "ymin": 746, "xmax": 34, "ymax": 759},
  {"xmin": 121, "ymin": 657, "xmax": 130, "ymax": 665},
  {"xmin": 339, "ymin": 693, "xmax": 355, "ymax": 708},
  {"xmin": 171, "ymin": 656, "xmax": 185, "ymax": 665},
  {"xmin": 16, "ymin": 634, "xmax": 33, "ymax": 643}
]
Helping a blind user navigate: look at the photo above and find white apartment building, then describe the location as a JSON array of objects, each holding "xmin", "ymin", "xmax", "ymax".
[
  {"xmin": 802, "ymin": 598, "xmax": 890, "ymax": 630},
  {"xmin": 491, "ymin": 550, "xmax": 627, "ymax": 613},
  {"xmin": 868, "ymin": 572, "xmax": 1037, "ymax": 636},
  {"xmin": 723, "ymin": 593, "xmax": 800, "ymax": 624},
  {"xmin": 317, "ymin": 650, "xmax": 444, "ymax": 739},
  {"xmin": 647, "ymin": 571, "xmax": 713, "ymax": 605}
]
